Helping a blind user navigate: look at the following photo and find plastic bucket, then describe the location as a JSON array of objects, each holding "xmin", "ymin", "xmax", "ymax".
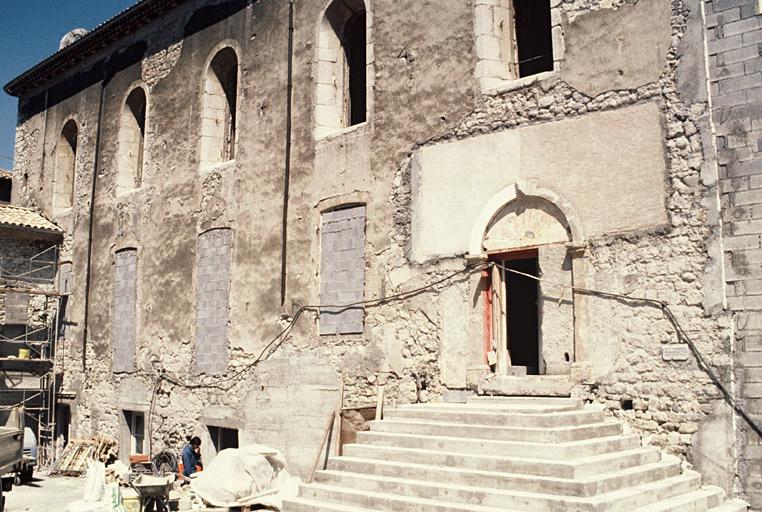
[
  {"xmin": 18, "ymin": 349, "xmax": 30, "ymax": 360},
  {"xmin": 121, "ymin": 495, "xmax": 140, "ymax": 512}
]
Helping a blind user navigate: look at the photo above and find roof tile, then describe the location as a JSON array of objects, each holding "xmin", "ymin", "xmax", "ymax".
[{"xmin": 0, "ymin": 205, "xmax": 63, "ymax": 235}]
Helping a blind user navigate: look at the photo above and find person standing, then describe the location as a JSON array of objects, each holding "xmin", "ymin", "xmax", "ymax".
[{"xmin": 181, "ymin": 436, "xmax": 203, "ymax": 478}]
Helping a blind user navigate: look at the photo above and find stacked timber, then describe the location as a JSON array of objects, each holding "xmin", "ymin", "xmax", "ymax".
[{"xmin": 50, "ymin": 436, "xmax": 117, "ymax": 476}]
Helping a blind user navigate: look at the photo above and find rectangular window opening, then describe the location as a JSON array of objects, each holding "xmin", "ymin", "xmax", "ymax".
[
  {"xmin": 0, "ymin": 179, "xmax": 11, "ymax": 203},
  {"xmin": 208, "ymin": 425, "xmax": 239, "ymax": 452},
  {"xmin": 123, "ymin": 410, "xmax": 145, "ymax": 455},
  {"xmin": 513, "ymin": 0, "xmax": 554, "ymax": 78},
  {"xmin": 56, "ymin": 404, "xmax": 71, "ymax": 450},
  {"xmin": 344, "ymin": 11, "xmax": 367, "ymax": 126}
]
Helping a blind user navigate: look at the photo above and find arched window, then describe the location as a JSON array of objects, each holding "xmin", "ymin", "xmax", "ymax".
[
  {"xmin": 315, "ymin": 0, "xmax": 368, "ymax": 137},
  {"xmin": 116, "ymin": 87, "xmax": 147, "ymax": 194},
  {"xmin": 54, "ymin": 120, "xmax": 78, "ymax": 211},
  {"xmin": 200, "ymin": 48, "xmax": 238, "ymax": 169}
]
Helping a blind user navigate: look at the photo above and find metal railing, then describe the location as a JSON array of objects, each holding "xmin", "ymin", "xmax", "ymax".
[{"xmin": 0, "ymin": 246, "xmax": 58, "ymax": 285}]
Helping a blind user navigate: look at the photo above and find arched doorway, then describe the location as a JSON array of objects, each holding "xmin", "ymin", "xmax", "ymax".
[{"xmin": 469, "ymin": 183, "xmax": 582, "ymax": 377}]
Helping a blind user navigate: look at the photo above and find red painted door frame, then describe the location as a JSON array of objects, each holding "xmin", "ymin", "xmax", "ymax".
[{"xmin": 483, "ymin": 247, "xmax": 539, "ymax": 367}]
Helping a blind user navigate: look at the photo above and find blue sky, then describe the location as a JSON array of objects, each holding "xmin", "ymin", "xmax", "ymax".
[{"xmin": 0, "ymin": 1, "xmax": 137, "ymax": 169}]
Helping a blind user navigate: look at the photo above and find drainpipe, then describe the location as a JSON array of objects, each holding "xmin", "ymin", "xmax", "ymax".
[
  {"xmin": 37, "ymin": 90, "xmax": 50, "ymax": 201},
  {"xmin": 81, "ymin": 75, "xmax": 109, "ymax": 371},
  {"xmin": 280, "ymin": 0, "xmax": 295, "ymax": 307}
]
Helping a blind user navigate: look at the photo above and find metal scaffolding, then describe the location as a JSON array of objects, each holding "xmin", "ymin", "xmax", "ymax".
[{"xmin": 0, "ymin": 245, "xmax": 62, "ymax": 467}]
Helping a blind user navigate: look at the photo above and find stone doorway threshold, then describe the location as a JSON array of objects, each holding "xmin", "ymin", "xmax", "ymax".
[{"xmin": 478, "ymin": 374, "xmax": 572, "ymax": 397}]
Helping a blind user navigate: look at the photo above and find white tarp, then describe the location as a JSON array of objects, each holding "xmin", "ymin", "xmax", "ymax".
[{"xmin": 190, "ymin": 444, "xmax": 300, "ymax": 509}]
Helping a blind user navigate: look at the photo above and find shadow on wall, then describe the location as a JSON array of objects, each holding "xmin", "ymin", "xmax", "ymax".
[{"xmin": 19, "ymin": 0, "xmax": 250, "ymax": 121}]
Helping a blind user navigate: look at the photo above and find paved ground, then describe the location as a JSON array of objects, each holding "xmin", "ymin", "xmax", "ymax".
[{"xmin": 4, "ymin": 472, "xmax": 82, "ymax": 511}]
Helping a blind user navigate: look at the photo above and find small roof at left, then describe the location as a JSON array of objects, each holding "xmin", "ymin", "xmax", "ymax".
[{"xmin": 0, "ymin": 204, "xmax": 63, "ymax": 237}]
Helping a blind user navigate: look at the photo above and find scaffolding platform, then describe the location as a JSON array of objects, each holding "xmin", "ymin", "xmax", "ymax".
[{"xmin": 0, "ymin": 357, "xmax": 53, "ymax": 375}]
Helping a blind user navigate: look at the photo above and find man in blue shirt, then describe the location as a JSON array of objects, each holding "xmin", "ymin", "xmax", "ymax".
[{"xmin": 181, "ymin": 436, "xmax": 203, "ymax": 478}]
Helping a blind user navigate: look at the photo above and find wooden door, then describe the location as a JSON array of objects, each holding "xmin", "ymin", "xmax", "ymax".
[{"xmin": 491, "ymin": 264, "xmax": 511, "ymax": 374}]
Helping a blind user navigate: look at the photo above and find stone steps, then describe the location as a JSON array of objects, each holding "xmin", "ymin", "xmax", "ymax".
[
  {"xmin": 283, "ymin": 497, "xmax": 381, "ymax": 512},
  {"xmin": 327, "ymin": 455, "xmax": 681, "ymax": 496},
  {"xmin": 634, "ymin": 487, "xmax": 724, "ymax": 511},
  {"xmin": 357, "ymin": 430, "xmax": 641, "ymax": 459},
  {"xmin": 297, "ymin": 483, "xmax": 523, "ymax": 512},
  {"xmin": 708, "ymin": 500, "xmax": 753, "ymax": 512},
  {"xmin": 369, "ymin": 418, "xmax": 622, "ymax": 443},
  {"xmin": 387, "ymin": 405, "xmax": 604, "ymax": 427},
  {"xmin": 402, "ymin": 399, "xmax": 583, "ymax": 413},
  {"xmin": 340, "ymin": 443, "xmax": 663, "ymax": 479},
  {"xmin": 467, "ymin": 396, "xmax": 583, "ymax": 407},
  {"xmin": 310, "ymin": 470, "xmax": 700, "ymax": 511},
  {"xmin": 283, "ymin": 397, "xmax": 748, "ymax": 512}
]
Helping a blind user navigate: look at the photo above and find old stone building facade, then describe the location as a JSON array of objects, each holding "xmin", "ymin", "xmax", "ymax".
[{"xmin": 5, "ymin": 0, "xmax": 762, "ymax": 508}]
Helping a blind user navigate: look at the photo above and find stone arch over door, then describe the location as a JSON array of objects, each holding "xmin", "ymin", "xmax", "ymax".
[
  {"xmin": 467, "ymin": 181, "xmax": 583, "ymax": 258},
  {"xmin": 467, "ymin": 181, "xmax": 586, "ymax": 377}
]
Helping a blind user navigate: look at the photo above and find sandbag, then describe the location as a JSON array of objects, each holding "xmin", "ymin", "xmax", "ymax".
[
  {"xmin": 82, "ymin": 461, "xmax": 106, "ymax": 502},
  {"xmin": 102, "ymin": 483, "xmax": 127, "ymax": 512},
  {"xmin": 66, "ymin": 501, "xmax": 106, "ymax": 512}
]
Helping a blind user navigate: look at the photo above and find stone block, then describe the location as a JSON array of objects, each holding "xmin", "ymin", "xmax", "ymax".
[
  {"xmin": 475, "ymin": 59, "xmax": 510, "ymax": 80},
  {"xmin": 714, "ymin": 89, "xmax": 749, "ymax": 109},
  {"xmin": 560, "ymin": 0, "xmax": 670, "ymax": 97},
  {"xmin": 707, "ymin": 9, "xmax": 741, "ymax": 28},
  {"xmin": 716, "ymin": 0, "xmax": 752, "ymax": 11},
  {"xmin": 476, "ymin": 35, "xmax": 501, "ymax": 61},
  {"xmin": 723, "ymin": 15, "xmax": 762, "ymax": 38},
  {"xmin": 718, "ymin": 44, "xmax": 760, "ymax": 66},
  {"xmin": 710, "ymin": 34, "xmax": 744, "ymax": 55},
  {"xmin": 474, "ymin": 4, "xmax": 493, "ymax": 36}
]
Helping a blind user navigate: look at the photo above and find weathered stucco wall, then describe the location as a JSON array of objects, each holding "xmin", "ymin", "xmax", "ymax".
[
  {"xmin": 410, "ymin": 102, "xmax": 669, "ymax": 262},
  {"xmin": 6, "ymin": 0, "xmax": 744, "ymax": 494}
]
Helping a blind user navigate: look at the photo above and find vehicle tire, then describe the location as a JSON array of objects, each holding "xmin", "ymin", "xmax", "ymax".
[{"xmin": 19, "ymin": 468, "xmax": 32, "ymax": 484}]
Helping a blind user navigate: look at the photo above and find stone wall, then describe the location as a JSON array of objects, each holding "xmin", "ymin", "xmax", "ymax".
[
  {"xmin": 5, "ymin": 0, "xmax": 747, "ymax": 492},
  {"xmin": 705, "ymin": 0, "xmax": 762, "ymax": 508},
  {"xmin": 395, "ymin": 0, "xmax": 734, "ymax": 466}
]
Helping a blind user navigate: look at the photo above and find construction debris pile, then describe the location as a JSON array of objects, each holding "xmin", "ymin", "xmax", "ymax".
[{"xmin": 61, "ymin": 443, "xmax": 299, "ymax": 512}]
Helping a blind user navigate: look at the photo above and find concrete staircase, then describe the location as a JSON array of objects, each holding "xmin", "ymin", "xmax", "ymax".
[{"xmin": 283, "ymin": 397, "xmax": 748, "ymax": 512}]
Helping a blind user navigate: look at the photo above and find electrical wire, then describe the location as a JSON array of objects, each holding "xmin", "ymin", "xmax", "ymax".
[
  {"xmin": 152, "ymin": 262, "xmax": 487, "ymax": 391},
  {"xmin": 492, "ymin": 261, "xmax": 762, "ymax": 439},
  {"xmin": 148, "ymin": 254, "xmax": 762, "ymax": 440}
]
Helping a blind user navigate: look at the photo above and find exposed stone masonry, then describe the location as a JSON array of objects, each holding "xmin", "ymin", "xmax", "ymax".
[
  {"xmin": 395, "ymin": 0, "xmax": 720, "ymax": 437},
  {"xmin": 5, "ymin": 0, "xmax": 760, "ymax": 502}
]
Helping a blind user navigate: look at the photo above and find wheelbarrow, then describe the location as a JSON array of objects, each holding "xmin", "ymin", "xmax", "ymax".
[{"xmin": 130, "ymin": 474, "xmax": 174, "ymax": 512}]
